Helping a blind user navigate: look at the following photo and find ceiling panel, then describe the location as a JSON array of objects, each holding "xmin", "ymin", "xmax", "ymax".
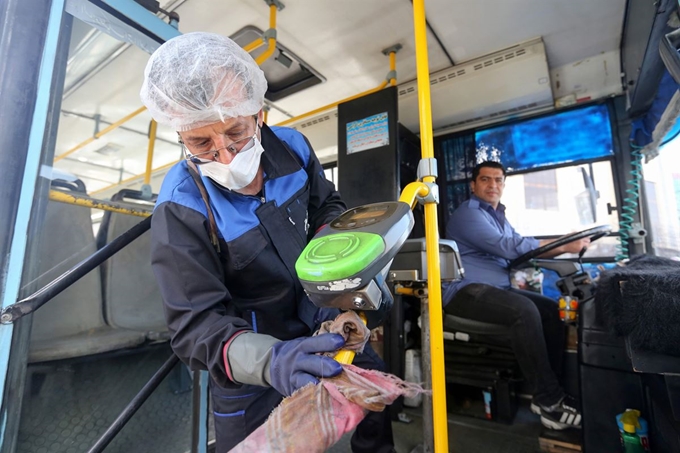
[{"xmin": 426, "ymin": 0, "xmax": 626, "ymax": 67}]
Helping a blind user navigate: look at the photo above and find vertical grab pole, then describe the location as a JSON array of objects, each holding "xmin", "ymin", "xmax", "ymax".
[
  {"xmin": 412, "ymin": 0, "xmax": 449, "ymax": 451},
  {"xmin": 144, "ymin": 119, "xmax": 157, "ymax": 186},
  {"xmin": 389, "ymin": 51, "xmax": 397, "ymax": 86},
  {"xmin": 255, "ymin": 3, "xmax": 278, "ymax": 66}
]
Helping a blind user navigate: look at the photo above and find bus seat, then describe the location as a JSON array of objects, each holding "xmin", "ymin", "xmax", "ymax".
[
  {"xmin": 444, "ymin": 314, "xmax": 513, "ymax": 337},
  {"xmin": 29, "ymin": 187, "xmax": 146, "ymax": 363},
  {"xmin": 443, "ymin": 313, "xmax": 522, "ymax": 422},
  {"xmin": 97, "ymin": 189, "xmax": 168, "ymax": 338}
]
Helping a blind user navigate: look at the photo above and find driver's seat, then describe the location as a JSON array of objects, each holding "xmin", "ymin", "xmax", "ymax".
[
  {"xmin": 444, "ymin": 314, "xmax": 512, "ymax": 336},
  {"xmin": 442, "ymin": 308, "xmax": 522, "ymax": 423}
]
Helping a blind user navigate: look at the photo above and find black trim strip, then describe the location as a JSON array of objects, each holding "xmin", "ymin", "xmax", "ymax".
[{"xmin": 88, "ymin": 0, "xmax": 166, "ymax": 45}]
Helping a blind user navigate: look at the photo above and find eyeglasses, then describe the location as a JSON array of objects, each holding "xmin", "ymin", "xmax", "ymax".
[{"xmin": 181, "ymin": 120, "xmax": 259, "ymax": 165}]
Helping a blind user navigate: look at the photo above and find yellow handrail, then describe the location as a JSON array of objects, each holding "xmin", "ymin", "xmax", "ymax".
[
  {"xmin": 144, "ymin": 120, "xmax": 157, "ymax": 185},
  {"xmin": 54, "ymin": 106, "xmax": 147, "ymax": 162},
  {"xmin": 389, "ymin": 51, "xmax": 397, "ymax": 86},
  {"xmin": 275, "ymin": 82, "xmax": 388, "ymax": 127},
  {"xmin": 243, "ymin": 37, "xmax": 265, "ymax": 53},
  {"xmin": 49, "ymin": 190, "xmax": 151, "ymax": 217},
  {"xmin": 255, "ymin": 4, "xmax": 278, "ymax": 65},
  {"xmin": 413, "ymin": 0, "xmax": 448, "ymax": 451},
  {"xmin": 399, "ymin": 182, "xmax": 430, "ymax": 209},
  {"xmin": 275, "ymin": 49, "xmax": 397, "ymax": 127}
]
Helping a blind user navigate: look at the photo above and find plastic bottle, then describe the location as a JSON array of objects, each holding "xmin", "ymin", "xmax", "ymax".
[
  {"xmin": 403, "ymin": 349, "xmax": 422, "ymax": 407},
  {"xmin": 482, "ymin": 390, "xmax": 492, "ymax": 420},
  {"xmin": 616, "ymin": 409, "xmax": 650, "ymax": 452}
]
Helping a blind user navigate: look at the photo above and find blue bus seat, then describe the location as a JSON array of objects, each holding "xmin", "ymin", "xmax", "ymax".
[
  {"xmin": 97, "ymin": 190, "xmax": 168, "ymax": 338},
  {"xmin": 28, "ymin": 194, "xmax": 146, "ymax": 363}
]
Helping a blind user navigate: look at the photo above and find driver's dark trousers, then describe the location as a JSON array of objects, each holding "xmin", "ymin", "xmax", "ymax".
[{"xmin": 444, "ymin": 283, "xmax": 566, "ymax": 407}]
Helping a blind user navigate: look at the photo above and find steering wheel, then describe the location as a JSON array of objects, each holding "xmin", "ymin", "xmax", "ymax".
[{"xmin": 508, "ymin": 225, "xmax": 612, "ymax": 269}]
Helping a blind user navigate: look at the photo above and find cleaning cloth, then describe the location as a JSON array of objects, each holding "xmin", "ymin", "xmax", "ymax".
[{"xmin": 228, "ymin": 311, "xmax": 425, "ymax": 452}]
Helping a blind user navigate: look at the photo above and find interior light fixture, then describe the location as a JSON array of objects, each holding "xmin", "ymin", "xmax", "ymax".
[{"xmin": 231, "ymin": 26, "xmax": 325, "ymax": 102}]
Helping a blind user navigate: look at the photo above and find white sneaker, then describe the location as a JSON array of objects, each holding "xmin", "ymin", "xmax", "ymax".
[{"xmin": 531, "ymin": 395, "xmax": 582, "ymax": 430}]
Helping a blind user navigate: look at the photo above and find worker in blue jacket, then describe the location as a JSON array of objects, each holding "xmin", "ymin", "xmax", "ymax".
[{"xmin": 140, "ymin": 32, "xmax": 394, "ymax": 452}]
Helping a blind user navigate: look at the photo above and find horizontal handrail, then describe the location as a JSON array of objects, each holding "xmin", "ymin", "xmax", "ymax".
[
  {"xmin": 275, "ymin": 82, "xmax": 389, "ymax": 127},
  {"xmin": 49, "ymin": 190, "xmax": 153, "ymax": 217}
]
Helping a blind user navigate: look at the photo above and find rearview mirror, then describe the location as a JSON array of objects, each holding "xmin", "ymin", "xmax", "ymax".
[{"xmin": 575, "ymin": 167, "xmax": 599, "ymax": 224}]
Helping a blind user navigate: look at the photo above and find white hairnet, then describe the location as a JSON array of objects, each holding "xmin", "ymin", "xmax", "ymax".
[{"xmin": 140, "ymin": 32, "xmax": 268, "ymax": 131}]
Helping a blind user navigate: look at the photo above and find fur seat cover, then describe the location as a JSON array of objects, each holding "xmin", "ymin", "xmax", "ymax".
[{"xmin": 595, "ymin": 255, "xmax": 680, "ymax": 356}]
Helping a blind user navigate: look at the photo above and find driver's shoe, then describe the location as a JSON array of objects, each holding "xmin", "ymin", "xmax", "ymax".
[{"xmin": 530, "ymin": 395, "xmax": 582, "ymax": 430}]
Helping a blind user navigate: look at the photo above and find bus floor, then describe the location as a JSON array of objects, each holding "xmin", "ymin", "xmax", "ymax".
[{"xmin": 327, "ymin": 400, "xmax": 580, "ymax": 453}]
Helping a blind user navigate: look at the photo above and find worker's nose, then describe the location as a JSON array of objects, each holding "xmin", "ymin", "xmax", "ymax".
[
  {"xmin": 214, "ymin": 150, "xmax": 235, "ymax": 165},
  {"xmin": 212, "ymin": 137, "xmax": 236, "ymax": 165}
]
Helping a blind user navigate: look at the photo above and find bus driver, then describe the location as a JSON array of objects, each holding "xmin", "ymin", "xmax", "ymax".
[{"xmin": 443, "ymin": 161, "xmax": 589, "ymax": 431}]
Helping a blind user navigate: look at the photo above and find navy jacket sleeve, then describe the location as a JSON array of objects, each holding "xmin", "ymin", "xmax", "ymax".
[
  {"xmin": 151, "ymin": 201, "xmax": 251, "ymax": 387},
  {"xmin": 301, "ymin": 136, "xmax": 346, "ymax": 237}
]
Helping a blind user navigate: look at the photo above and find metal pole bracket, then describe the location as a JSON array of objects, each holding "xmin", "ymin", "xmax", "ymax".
[
  {"xmin": 140, "ymin": 184, "xmax": 153, "ymax": 200},
  {"xmin": 381, "ymin": 43, "xmax": 403, "ymax": 55},
  {"xmin": 417, "ymin": 157, "xmax": 438, "ymax": 181},
  {"xmin": 417, "ymin": 182, "xmax": 439, "ymax": 205},
  {"xmin": 93, "ymin": 113, "xmax": 101, "ymax": 137},
  {"xmin": 262, "ymin": 28, "xmax": 277, "ymax": 40},
  {"xmin": 263, "ymin": 0, "xmax": 285, "ymax": 11}
]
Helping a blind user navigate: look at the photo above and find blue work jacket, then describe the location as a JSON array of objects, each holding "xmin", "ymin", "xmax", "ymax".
[{"xmin": 151, "ymin": 124, "xmax": 346, "ymax": 388}]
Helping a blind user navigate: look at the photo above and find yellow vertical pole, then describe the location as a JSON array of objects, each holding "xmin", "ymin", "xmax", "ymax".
[
  {"xmin": 268, "ymin": 3, "xmax": 276, "ymax": 34},
  {"xmin": 255, "ymin": 4, "xmax": 278, "ymax": 66},
  {"xmin": 144, "ymin": 120, "xmax": 157, "ymax": 185},
  {"xmin": 412, "ymin": 0, "xmax": 449, "ymax": 452},
  {"xmin": 389, "ymin": 51, "xmax": 397, "ymax": 86}
]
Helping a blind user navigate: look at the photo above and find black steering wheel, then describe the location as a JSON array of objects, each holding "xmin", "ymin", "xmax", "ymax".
[{"xmin": 508, "ymin": 225, "xmax": 612, "ymax": 269}]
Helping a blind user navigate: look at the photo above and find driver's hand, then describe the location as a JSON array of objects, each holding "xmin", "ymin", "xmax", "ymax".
[{"xmin": 563, "ymin": 237, "xmax": 590, "ymax": 254}]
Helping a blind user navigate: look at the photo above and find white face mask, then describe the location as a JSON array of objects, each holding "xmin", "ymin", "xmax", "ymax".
[{"xmin": 199, "ymin": 136, "xmax": 264, "ymax": 191}]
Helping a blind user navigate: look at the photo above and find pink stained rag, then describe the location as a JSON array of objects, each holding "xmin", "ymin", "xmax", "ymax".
[{"xmin": 228, "ymin": 311, "xmax": 426, "ymax": 453}]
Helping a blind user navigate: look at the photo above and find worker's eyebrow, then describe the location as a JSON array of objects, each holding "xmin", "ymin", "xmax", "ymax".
[{"xmin": 182, "ymin": 121, "xmax": 250, "ymax": 143}]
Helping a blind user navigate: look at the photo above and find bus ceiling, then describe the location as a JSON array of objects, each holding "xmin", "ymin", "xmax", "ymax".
[
  {"xmin": 6, "ymin": 0, "xmax": 678, "ymax": 195},
  {"xmin": 42, "ymin": 0, "xmax": 661, "ymax": 198}
]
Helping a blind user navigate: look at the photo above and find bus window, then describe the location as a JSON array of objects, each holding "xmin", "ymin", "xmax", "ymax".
[
  {"xmin": 323, "ymin": 164, "xmax": 338, "ymax": 188},
  {"xmin": 503, "ymin": 161, "xmax": 620, "ymax": 258},
  {"xmin": 642, "ymin": 138, "xmax": 680, "ymax": 259}
]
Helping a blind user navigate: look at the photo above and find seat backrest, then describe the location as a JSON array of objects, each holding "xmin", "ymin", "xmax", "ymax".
[
  {"xmin": 29, "ymin": 193, "xmax": 145, "ymax": 362},
  {"xmin": 30, "ymin": 201, "xmax": 105, "ymax": 343},
  {"xmin": 98, "ymin": 190, "xmax": 167, "ymax": 336}
]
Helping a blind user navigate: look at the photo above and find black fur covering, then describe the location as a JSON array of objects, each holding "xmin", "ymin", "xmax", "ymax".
[{"xmin": 594, "ymin": 255, "xmax": 680, "ymax": 356}]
